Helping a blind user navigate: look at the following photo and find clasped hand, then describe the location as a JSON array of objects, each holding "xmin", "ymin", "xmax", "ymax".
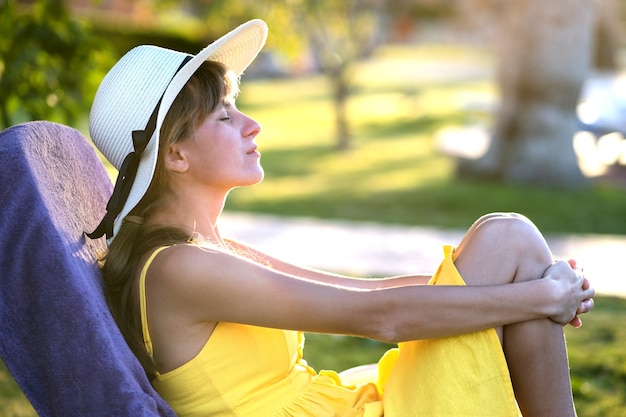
[{"xmin": 544, "ymin": 259, "xmax": 595, "ymax": 327}]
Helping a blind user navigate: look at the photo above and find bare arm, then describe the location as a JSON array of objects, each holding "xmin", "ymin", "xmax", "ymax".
[
  {"xmin": 225, "ymin": 238, "xmax": 432, "ymax": 288},
  {"xmin": 148, "ymin": 244, "xmax": 591, "ymax": 344}
]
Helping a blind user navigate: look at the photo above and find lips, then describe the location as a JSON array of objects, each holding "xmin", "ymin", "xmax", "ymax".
[{"xmin": 247, "ymin": 144, "xmax": 258, "ymax": 155}]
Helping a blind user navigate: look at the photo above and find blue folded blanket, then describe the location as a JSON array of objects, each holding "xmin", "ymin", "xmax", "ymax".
[{"xmin": 0, "ymin": 121, "xmax": 176, "ymax": 416}]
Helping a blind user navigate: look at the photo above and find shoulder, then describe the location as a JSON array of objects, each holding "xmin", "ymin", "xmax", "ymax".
[
  {"xmin": 145, "ymin": 242, "xmax": 268, "ymax": 299},
  {"xmin": 147, "ymin": 243, "xmax": 232, "ymax": 281},
  {"xmin": 142, "ymin": 242, "xmax": 281, "ymax": 324}
]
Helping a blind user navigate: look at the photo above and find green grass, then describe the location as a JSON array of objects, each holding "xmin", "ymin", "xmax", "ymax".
[
  {"xmin": 0, "ymin": 364, "xmax": 36, "ymax": 417},
  {"xmin": 565, "ymin": 296, "xmax": 626, "ymax": 416}
]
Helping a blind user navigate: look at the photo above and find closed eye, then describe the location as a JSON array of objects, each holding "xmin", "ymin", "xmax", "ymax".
[
  {"xmin": 219, "ymin": 101, "xmax": 234, "ymax": 121},
  {"xmin": 219, "ymin": 109, "xmax": 231, "ymax": 121}
]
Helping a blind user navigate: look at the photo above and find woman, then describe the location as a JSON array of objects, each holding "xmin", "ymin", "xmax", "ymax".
[{"xmin": 88, "ymin": 20, "xmax": 594, "ymax": 417}]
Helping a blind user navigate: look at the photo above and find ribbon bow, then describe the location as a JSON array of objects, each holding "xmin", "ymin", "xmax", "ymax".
[{"xmin": 87, "ymin": 55, "xmax": 192, "ymax": 240}]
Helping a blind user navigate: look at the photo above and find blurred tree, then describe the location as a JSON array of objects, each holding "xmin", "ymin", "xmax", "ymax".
[
  {"xmin": 236, "ymin": 0, "xmax": 389, "ymax": 150},
  {"xmin": 457, "ymin": 0, "xmax": 596, "ymax": 187},
  {"xmin": 159, "ymin": 0, "xmax": 391, "ymax": 150},
  {"xmin": 0, "ymin": 0, "xmax": 110, "ymax": 129},
  {"xmin": 282, "ymin": 0, "xmax": 389, "ymax": 150}
]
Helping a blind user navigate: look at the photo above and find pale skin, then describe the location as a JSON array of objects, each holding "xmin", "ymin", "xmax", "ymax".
[{"xmin": 140, "ymin": 100, "xmax": 595, "ymax": 416}]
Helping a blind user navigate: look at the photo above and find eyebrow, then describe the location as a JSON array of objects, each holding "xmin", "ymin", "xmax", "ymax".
[{"xmin": 223, "ymin": 100, "xmax": 238, "ymax": 110}]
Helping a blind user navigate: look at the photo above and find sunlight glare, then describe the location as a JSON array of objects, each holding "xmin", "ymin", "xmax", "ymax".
[{"xmin": 573, "ymin": 131, "xmax": 606, "ymax": 177}]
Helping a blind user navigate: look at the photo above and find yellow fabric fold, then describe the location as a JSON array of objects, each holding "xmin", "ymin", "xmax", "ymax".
[{"xmin": 380, "ymin": 245, "xmax": 522, "ymax": 416}]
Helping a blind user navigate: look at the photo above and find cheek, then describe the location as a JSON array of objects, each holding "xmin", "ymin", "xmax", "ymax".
[{"xmin": 203, "ymin": 144, "xmax": 242, "ymax": 177}]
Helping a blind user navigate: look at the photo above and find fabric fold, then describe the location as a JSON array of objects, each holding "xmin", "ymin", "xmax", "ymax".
[{"xmin": 382, "ymin": 245, "xmax": 522, "ymax": 417}]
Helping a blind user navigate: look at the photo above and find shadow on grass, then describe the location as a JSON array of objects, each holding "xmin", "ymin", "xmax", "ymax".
[{"xmin": 227, "ymin": 178, "xmax": 626, "ymax": 235}]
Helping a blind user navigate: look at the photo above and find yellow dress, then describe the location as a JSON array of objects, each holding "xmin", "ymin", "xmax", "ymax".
[
  {"xmin": 381, "ymin": 246, "xmax": 522, "ymax": 416},
  {"xmin": 139, "ymin": 246, "xmax": 521, "ymax": 416}
]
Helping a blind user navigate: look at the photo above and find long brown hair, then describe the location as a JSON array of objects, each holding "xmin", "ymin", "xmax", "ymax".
[{"xmin": 100, "ymin": 60, "xmax": 238, "ymax": 379}]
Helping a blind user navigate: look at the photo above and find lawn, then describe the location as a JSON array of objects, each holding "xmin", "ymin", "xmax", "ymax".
[
  {"xmin": 2, "ymin": 44, "xmax": 625, "ymax": 415},
  {"xmin": 223, "ymin": 45, "xmax": 626, "ymax": 236}
]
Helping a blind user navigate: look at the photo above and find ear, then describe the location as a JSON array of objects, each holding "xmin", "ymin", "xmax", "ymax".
[{"xmin": 164, "ymin": 142, "xmax": 189, "ymax": 173}]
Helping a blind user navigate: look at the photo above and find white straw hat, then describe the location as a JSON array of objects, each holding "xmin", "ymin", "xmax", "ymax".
[{"xmin": 88, "ymin": 19, "xmax": 268, "ymax": 241}]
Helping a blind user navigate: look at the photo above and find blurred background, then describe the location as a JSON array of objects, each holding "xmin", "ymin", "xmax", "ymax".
[
  {"xmin": 2, "ymin": 0, "xmax": 626, "ymax": 234},
  {"xmin": 1, "ymin": 1, "xmax": 626, "ymax": 416}
]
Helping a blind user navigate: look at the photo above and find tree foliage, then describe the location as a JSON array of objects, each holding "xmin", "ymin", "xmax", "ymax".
[
  {"xmin": 0, "ymin": 0, "xmax": 112, "ymax": 129},
  {"xmin": 275, "ymin": 0, "xmax": 388, "ymax": 150}
]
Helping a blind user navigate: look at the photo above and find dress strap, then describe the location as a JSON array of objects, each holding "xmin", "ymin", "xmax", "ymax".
[
  {"xmin": 139, "ymin": 246, "xmax": 170, "ymax": 358},
  {"xmin": 443, "ymin": 244, "xmax": 455, "ymax": 261}
]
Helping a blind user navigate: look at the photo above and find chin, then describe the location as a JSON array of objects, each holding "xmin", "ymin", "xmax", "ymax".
[
  {"xmin": 243, "ymin": 169, "xmax": 264, "ymax": 186},
  {"xmin": 253, "ymin": 167, "xmax": 265, "ymax": 183}
]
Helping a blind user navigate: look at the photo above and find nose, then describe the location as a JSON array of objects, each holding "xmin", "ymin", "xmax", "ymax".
[{"xmin": 242, "ymin": 113, "xmax": 261, "ymax": 139}]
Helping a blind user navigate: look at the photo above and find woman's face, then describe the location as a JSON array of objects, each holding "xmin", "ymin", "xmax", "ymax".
[{"xmin": 176, "ymin": 100, "xmax": 263, "ymax": 192}]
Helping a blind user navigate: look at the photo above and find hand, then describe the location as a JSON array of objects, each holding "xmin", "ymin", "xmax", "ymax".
[
  {"xmin": 566, "ymin": 259, "xmax": 595, "ymax": 328},
  {"xmin": 542, "ymin": 259, "xmax": 595, "ymax": 326}
]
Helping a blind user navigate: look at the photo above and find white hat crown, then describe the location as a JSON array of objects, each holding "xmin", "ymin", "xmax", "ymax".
[{"xmin": 90, "ymin": 46, "xmax": 188, "ymax": 170}]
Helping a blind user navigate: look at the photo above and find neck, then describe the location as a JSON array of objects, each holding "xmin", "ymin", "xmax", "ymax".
[{"xmin": 145, "ymin": 185, "xmax": 228, "ymax": 244}]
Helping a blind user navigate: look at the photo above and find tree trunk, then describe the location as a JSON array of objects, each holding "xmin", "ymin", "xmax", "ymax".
[
  {"xmin": 458, "ymin": 0, "xmax": 595, "ymax": 187},
  {"xmin": 332, "ymin": 66, "xmax": 352, "ymax": 150},
  {"xmin": 593, "ymin": 0, "xmax": 622, "ymax": 70}
]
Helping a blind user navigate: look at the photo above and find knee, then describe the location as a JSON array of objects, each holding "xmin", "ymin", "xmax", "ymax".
[
  {"xmin": 471, "ymin": 215, "xmax": 551, "ymax": 264},
  {"xmin": 474, "ymin": 214, "xmax": 538, "ymax": 243},
  {"xmin": 465, "ymin": 212, "xmax": 539, "ymax": 248},
  {"xmin": 471, "ymin": 212, "xmax": 534, "ymax": 229},
  {"xmin": 455, "ymin": 215, "xmax": 552, "ymax": 285}
]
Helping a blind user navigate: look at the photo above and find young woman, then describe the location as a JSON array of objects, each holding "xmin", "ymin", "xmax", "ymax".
[{"xmin": 88, "ymin": 20, "xmax": 594, "ymax": 417}]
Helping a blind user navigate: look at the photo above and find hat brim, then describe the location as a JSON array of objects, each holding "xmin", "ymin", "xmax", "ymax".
[{"xmin": 111, "ymin": 19, "xmax": 268, "ymax": 240}]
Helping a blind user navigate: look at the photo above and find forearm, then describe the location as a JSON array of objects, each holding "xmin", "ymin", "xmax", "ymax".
[
  {"xmin": 357, "ymin": 279, "xmax": 555, "ymax": 343},
  {"xmin": 224, "ymin": 239, "xmax": 583, "ymax": 339}
]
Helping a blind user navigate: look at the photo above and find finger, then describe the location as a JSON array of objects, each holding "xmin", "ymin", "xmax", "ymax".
[
  {"xmin": 582, "ymin": 277, "xmax": 590, "ymax": 290},
  {"xmin": 577, "ymin": 298, "xmax": 595, "ymax": 314},
  {"xmin": 568, "ymin": 316, "xmax": 582, "ymax": 328},
  {"xmin": 568, "ymin": 258, "xmax": 577, "ymax": 269}
]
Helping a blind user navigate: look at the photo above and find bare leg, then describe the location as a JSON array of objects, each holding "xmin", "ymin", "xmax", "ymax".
[{"xmin": 454, "ymin": 213, "xmax": 576, "ymax": 417}]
